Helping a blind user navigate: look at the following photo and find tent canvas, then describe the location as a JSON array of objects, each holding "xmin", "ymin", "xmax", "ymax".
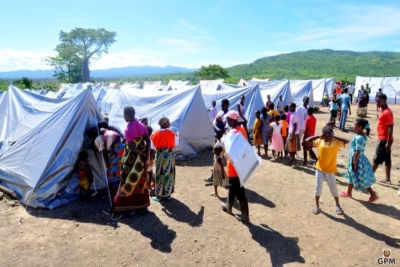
[
  {"xmin": 311, "ymin": 79, "xmax": 327, "ymax": 104},
  {"xmin": 355, "ymin": 76, "xmax": 400, "ymax": 103},
  {"xmin": 143, "ymin": 81, "xmax": 162, "ymax": 91},
  {"xmin": 167, "ymin": 80, "xmax": 190, "ymax": 90},
  {"xmin": 107, "ymin": 86, "xmax": 214, "ymax": 159},
  {"xmin": 248, "ymin": 80, "xmax": 293, "ymax": 109},
  {"xmin": 200, "ymin": 79, "xmax": 224, "ymax": 91},
  {"xmin": 289, "ymin": 80, "xmax": 314, "ymax": 107},
  {"xmin": 0, "ymin": 86, "xmax": 105, "ymax": 208},
  {"xmin": 382, "ymin": 80, "xmax": 400, "ymax": 104},
  {"xmin": 100, "ymin": 88, "xmax": 120, "ymax": 114}
]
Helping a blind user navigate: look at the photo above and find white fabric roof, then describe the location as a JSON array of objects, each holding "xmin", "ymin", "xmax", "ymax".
[
  {"xmin": 289, "ymin": 80, "xmax": 315, "ymax": 107},
  {"xmin": 355, "ymin": 76, "xmax": 400, "ymax": 104},
  {"xmin": 247, "ymin": 80, "xmax": 293, "ymax": 109}
]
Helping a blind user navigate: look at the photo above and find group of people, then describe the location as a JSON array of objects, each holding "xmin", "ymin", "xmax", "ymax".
[{"xmin": 77, "ymin": 106, "xmax": 180, "ymax": 220}]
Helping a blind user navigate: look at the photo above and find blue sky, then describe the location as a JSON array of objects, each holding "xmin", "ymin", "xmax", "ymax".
[{"xmin": 1, "ymin": 0, "xmax": 400, "ymax": 71}]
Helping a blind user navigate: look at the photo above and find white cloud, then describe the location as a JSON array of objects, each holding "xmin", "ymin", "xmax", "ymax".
[
  {"xmin": 0, "ymin": 49, "xmax": 55, "ymax": 71},
  {"xmin": 90, "ymin": 52, "xmax": 164, "ymax": 69}
]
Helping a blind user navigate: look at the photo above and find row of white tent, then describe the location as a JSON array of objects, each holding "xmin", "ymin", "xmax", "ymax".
[{"xmin": 355, "ymin": 76, "xmax": 400, "ymax": 104}]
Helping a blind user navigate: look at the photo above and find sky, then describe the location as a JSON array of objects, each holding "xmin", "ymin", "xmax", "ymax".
[{"xmin": 1, "ymin": 0, "xmax": 400, "ymax": 72}]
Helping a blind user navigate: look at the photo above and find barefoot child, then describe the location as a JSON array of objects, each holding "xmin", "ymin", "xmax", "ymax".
[
  {"xmin": 260, "ymin": 107, "xmax": 271, "ymax": 158},
  {"xmin": 211, "ymin": 143, "xmax": 227, "ymax": 197},
  {"xmin": 306, "ymin": 126, "xmax": 349, "ymax": 215},
  {"xmin": 286, "ymin": 103, "xmax": 301, "ymax": 167},
  {"xmin": 340, "ymin": 118, "xmax": 378, "ymax": 202},
  {"xmin": 253, "ymin": 110, "xmax": 262, "ymax": 155},
  {"xmin": 280, "ymin": 113, "xmax": 289, "ymax": 159},
  {"xmin": 270, "ymin": 115, "xmax": 284, "ymax": 161},
  {"xmin": 302, "ymin": 107, "xmax": 318, "ymax": 165},
  {"xmin": 77, "ymin": 151, "xmax": 94, "ymax": 202}
]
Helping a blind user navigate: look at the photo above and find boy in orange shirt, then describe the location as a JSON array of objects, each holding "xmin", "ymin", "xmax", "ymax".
[
  {"xmin": 280, "ymin": 113, "xmax": 289, "ymax": 159},
  {"xmin": 220, "ymin": 110, "xmax": 250, "ymax": 223}
]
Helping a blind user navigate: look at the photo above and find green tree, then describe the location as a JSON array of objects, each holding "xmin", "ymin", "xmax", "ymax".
[
  {"xmin": 194, "ymin": 64, "xmax": 230, "ymax": 80},
  {"xmin": 49, "ymin": 28, "xmax": 117, "ymax": 82},
  {"xmin": 13, "ymin": 77, "xmax": 33, "ymax": 89},
  {"xmin": 0, "ymin": 79, "xmax": 9, "ymax": 91},
  {"xmin": 46, "ymin": 44, "xmax": 83, "ymax": 83}
]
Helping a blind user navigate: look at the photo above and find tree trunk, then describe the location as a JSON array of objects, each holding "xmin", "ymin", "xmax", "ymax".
[{"xmin": 82, "ymin": 57, "xmax": 90, "ymax": 82}]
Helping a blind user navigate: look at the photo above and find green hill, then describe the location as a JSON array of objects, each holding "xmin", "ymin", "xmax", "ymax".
[{"xmin": 227, "ymin": 49, "xmax": 400, "ymax": 82}]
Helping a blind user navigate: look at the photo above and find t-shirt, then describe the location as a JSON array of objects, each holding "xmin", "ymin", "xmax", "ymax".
[
  {"xmin": 348, "ymin": 85, "xmax": 354, "ymax": 94},
  {"xmin": 151, "ymin": 128, "xmax": 179, "ymax": 148},
  {"xmin": 238, "ymin": 103, "xmax": 246, "ymax": 122},
  {"xmin": 266, "ymin": 100, "xmax": 272, "ymax": 111},
  {"xmin": 95, "ymin": 130, "xmax": 120, "ymax": 151},
  {"xmin": 281, "ymin": 120, "xmax": 288, "ymax": 137},
  {"xmin": 305, "ymin": 115, "xmax": 316, "ymax": 137},
  {"xmin": 288, "ymin": 112, "xmax": 300, "ymax": 134},
  {"xmin": 329, "ymin": 101, "xmax": 338, "ymax": 111},
  {"xmin": 125, "ymin": 120, "xmax": 148, "ymax": 142},
  {"xmin": 296, "ymin": 106, "xmax": 308, "ymax": 131},
  {"xmin": 226, "ymin": 126, "xmax": 248, "ymax": 178},
  {"xmin": 365, "ymin": 87, "xmax": 371, "ymax": 94},
  {"xmin": 208, "ymin": 107, "xmax": 217, "ymax": 123},
  {"xmin": 313, "ymin": 139, "xmax": 345, "ymax": 174},
  {"xmin": 377, "ymin": 107, "xmax": 394, "ymax": 141},
  {"xmin": 277, "ymin": 100, "xmax": 284, "ymax": 112},
  {"xmin": 285, "ymin": 112, "xmax": 291, "ymax": 124},
  {"xmin": 268, "ymin": 109, "xmax": 280, "ymax": 120},
  {"xmin": 335, "ymin": 87, "xmax": 341, "ymax": 95},
  {"xmin": 339, "ymin": 94, "xmax": 350, "ymax": 110}
]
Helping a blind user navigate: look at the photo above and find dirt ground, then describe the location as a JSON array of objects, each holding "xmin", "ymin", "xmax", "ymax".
[{"xmin": 1, "ymin": 103, "xmax": 400, "ymax": 267}]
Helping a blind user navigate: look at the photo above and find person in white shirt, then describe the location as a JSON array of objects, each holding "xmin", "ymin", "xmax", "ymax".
[
  {"xmin": 237, "ymin": 95, "xmax": 250, "ymax": 141},
  {"xmin": 296, "ymin": 96, "xmax": 309, "ymax": 144},
  {"xmin": 277, "ymin": 95, "xmax": 284, "ymax": 113},
  {"xmin": 347, "ymin": 83, "xmax": 354, "ymax": 104},
  {"xmin": 208, "ymin": 100, "xmax": 217, "ymax": 123},
  {"xmin": 286, "ymin": 103, "xmax": 301, "ymax": 167}
]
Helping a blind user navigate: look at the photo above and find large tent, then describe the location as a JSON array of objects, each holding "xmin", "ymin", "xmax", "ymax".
[
  {"xmin": 199, "ymin": 79, "xmax": 224, "ymax": 91},
  {"xmin": 248, "ymin": 80, "xmax": 293, "ymax": 109},
  {"xmin": 355, "ymin": 76, "xmax": 399, "ymax": 104},
  {"xmin": 312, "ymin": 79, "xmax": 328, "ymax": 104},
  {"xmin": 289, "ymin": 80, "xmax": 314, "ymax": 107},
  {"xmin": 0, "ymin": 86, "xmax": 104, "ymax": 208},
  {"xmin": 0, "ymin": 91, "xmax": 5, "ymax": 106},
  {"xmin": 143, "ymin": 81, "xmax": 162, "ymax": 91},
  {"xmin": 107, "ymin": 86, "xmax": 214, "ymax": 159},
  {"xmin": 100, "ymin": 88, "xmax": 120, "ymax": 114}
]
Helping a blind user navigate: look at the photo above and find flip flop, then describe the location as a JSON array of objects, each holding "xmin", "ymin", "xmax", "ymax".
[
  {"xmin": 368, "ymin": 194, "xmax": 379, "ymax": 203},
  {"xmin": 339, "ymin": 191, "xmax": 352, "ymax": 198},
  {"xmin": 313, "ymin": 206, "xmax": 320, "ymax": 215},
  {"xmin": 151, "ymin": 196, "xmax": 162, "ymax": 202},
  {"xmin": 335, "ymin": 206, "xmax": 344, "ymax": 215},
  {"xmin": 379, "ymin": 180, "xmax": 392, "ymax": 184}
]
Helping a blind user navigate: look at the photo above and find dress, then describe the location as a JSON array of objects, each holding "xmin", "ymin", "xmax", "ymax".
[
  {"xmin": 212, "ymin": 155, "xmax": 228, "ymax": 187},
  {"xmin": 346, "ymin": 135, "xmax": 376, "ymax": 189},
  {"xmin": 253, "ymin": 118, "xmax": 262, "ymax": 145},
  {"xmin": 271, "ymin": 122, "xmax": 284, "ymax": 152}
]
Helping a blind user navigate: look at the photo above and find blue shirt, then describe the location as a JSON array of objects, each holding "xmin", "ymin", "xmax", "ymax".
[{"xmin": 339, "ymin": 94, "xmax": 350, "ymax": 111}]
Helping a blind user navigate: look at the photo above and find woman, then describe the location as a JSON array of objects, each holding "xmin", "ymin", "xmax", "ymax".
[
  {"xmin": 111, "ymin": 106, "xmax": 151, "ymax": 217},
  {"xmin": 151, "ymin": 116, "xmax": 179, "ymax": 202}
]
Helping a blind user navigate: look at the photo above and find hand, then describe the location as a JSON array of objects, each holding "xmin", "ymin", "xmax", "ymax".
[
  {"xmin": 385, "ymin": 142, "xmax": 392, "ymax": 151},
  {"xmin": 349, "ymin": 111, "xmax": 351, "ymax": 115},
  {"xmin": 146, "ymin": 160, "xmax": 152, "ymax": 167},
  {"xmin": 352, "ymin": 162, "xmax": 357, "ymax": 172}
]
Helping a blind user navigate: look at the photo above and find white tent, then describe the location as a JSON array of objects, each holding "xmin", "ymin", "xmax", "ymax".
[
  {"xmin": 311, "ymin": 79, "xmax": 328, "ymax": 104},
  {"xmin": 107, "ymin": 86, "xmax": 214, "ymax": 159},
  {"xmin": 100, "ymin": 88, "xmax": 120, "ymax": 114},
  {"xmin": 290, "ymin": 80, "xmax": 314, "ymax": 107},
  {"xmin": 0, "ymin": 86, "xmax": 105, "ymax": 208},
  {"xmin": 355, "ymin": 76, "xmax": 400, "ymax": 104},
  {"xmin": 202, "ymin": 84, "xmax": 265, "ymax": 132},
  {"xmin": 199, "ymin": 79, "xmax": 224, "ymax": 91},
  {"xmin": 382, "ymin": 80, "xmax": 400, "ymax": 104},
  {"xmin": 251, "ymin": 77, "xmax": 270, "ymax": 82},
  {"xmin": 248, "ymin": 80, "xmax": 293, "ymax": 109},
  {"xmin": 238, "ymin": 78, "xmax": 248, "ymax": 86},
  {"xmin": 325, "ymin": 78, "xmax": 335, "ymax": 96},
  {"xmin": 0, "ymin": 91, "xmax": 6, "ymax": 106},
  {"xmin": 167, "ymin": 80, "xmax": 190, "ymax": 90},
  {"xmin": 143, "ymin": 81, "xmax": 162, "ymax": 91}
]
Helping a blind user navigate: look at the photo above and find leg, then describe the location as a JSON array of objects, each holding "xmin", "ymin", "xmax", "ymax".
[
  {"xmin": 234, "ymin": 180, "xmax": 249, "ymax": 223},
  {"xmin": 325, "ymin": 172, "xmax": 343, "ymax": 214},
  {"xmin": 308, "ymin": 149, "xmax": 318, "ymax": 161},
  {"xmin": 303, "ymin": 146, "xmax": 307, "ymax": 165},
  {"xmin": 313, "ymin": 170, "xmax": 324, "ymax": 214},
  {"xmin": 385, "ymin": 163, "xmax": 392, "ymax": 183},
  {"xmin": 257, "ymin": 145, "xmax": 261, "ymax": 156},
  {"xmin": 263, "ymin": 144, "xmax": 268, "ymax": 157},
  {"xmin": 221, "ymin": 178, "xmax": 235, "ymax": 213},
  {"xmin": 347, "ymin": 183, "xmax": 353, "ymax": 196}
]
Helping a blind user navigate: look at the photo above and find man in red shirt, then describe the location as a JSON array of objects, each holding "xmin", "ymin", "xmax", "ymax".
[
  {"xmin": 302, "ymin": 107, "xmax": 318, "ymax": 165},
  {"xmin": 373, "ymin": 94, "xmax": 394, "ymax": 184},
  {"xmin": 220, "ymin": 110, "xmax": 250, "ymax": 223}
]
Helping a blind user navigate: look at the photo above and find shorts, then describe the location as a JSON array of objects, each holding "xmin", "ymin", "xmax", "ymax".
[
  {"xmin": 262, "ymin": 132, "xmax": 269, "ymax": 145},
  {"xmin": 330, "ymin": 110, "xmax": 337, "ymax": 118},
  {"xmin": 303, "ymin": 140, "xmax": 314, "ymax": 150},
  {"xmin": 315, "ymin": 169, "xmax": 338, "ymax": 197},
  {"xmin": 373, "ymin": 140, "xmax": 392, "ymax": 165}
]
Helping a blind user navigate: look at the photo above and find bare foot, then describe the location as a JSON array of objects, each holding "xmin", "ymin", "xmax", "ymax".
[{"xmin": 379, "ymin": 179, "xmax": 392, "ymax": 184}]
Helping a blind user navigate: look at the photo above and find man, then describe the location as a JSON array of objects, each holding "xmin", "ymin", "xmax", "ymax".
[
  {"xmin": 375, "ymin": 88, "xmax": 383, "ymax": 112},
  {"xmin": 347, "ymin": 83, "xmax": 354, "ymax": 104},
  {"xmin": 266, "ymin": 95, "xmax": 272, "ymax": 111},
  {"xmin": 237, "ymin": 95, "xmax": 250, "ymax": 141},
  {"xmin": 365, "ymin": 83, "xmax": 371, "ymax": 109},
  {"xmin": 220, "ymin": 110, "xmax": 249, "ymax": 223},
  {"xmin": 208, "ymin": 100, "xmax": 217, "ymax": 123},
  {"xmin": 204, "ymin": 98, "xmax": 230, "ymax": 183},
  {"xmin": 338, "ymin": 88, "xmax": 351, "ymax": 132},
  {"xmin": 286, "ymin": 103, "xmax": 301, "ymax": 167},
  {"xmin": 373, "ymin": 94, "xmax": 394, "ymax": 184},
  {"xmin": 296, "ymin": 96, "xmax": 309, "ymax": 145},
  {"xmin": 277, "ymin": 95, "xmax": 284, "ymax": 113}
]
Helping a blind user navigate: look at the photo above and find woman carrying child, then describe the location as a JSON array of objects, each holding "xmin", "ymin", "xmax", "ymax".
[{"xmin": 340, "ymin": 118, "xmax": 378, "ymax": 203}]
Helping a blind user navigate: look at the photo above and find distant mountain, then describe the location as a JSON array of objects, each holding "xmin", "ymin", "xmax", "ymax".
[
  {"xmin": 227, "ymin": 49, "xmax": 400, "ymax": 81},
  {"xmin": 0, "ymin": 65, "xmax": 196, "ymax": 79}
]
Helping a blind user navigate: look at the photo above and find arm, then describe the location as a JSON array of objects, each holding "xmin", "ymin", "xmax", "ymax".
[
  {"xmin": 127, "ymin": 141, "xmax": 146, "ymax": 156},
  {"xmin": 237, "ymin": 104, "xmax": 247, "ymax": 122},
  {"xmin": 333, "ymin": 135, "xmax": 349, "ymax": 144},
  {"xmin": 386, "ymin": 125, "xmax": 394, "ymax": 151},
  {"xmin": 352, "ymin": 150, "xmax": 360, "ymax": 172},
  {"xmin": 305, "ymin": 135, "xmax": 320, "ymax": 142},
  {"xmin": 347, "ymin": 99, "xmax": 351, "ymax": 115},
  {"xmin": 143, "ymin": 134, "xmax": 151, "ymax": 166},
  {"xmin": 217, "ymin": 157, "xmax": 225, "ymax": 179}
]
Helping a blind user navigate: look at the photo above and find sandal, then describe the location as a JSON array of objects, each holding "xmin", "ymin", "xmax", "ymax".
[
  {"xmin": 339, "ymin": 191, "xmax": 352, "ymax": 198},
  {"xmin": 312, "ymin": 206, "xmax": 320, "ymax": 215},
  {"xmin": 151, "ymin": 196, "xmax": 162, "ymax": 202},
  {"xmin": 111, "ymin": 212, "xmax": 123, "ymax": 221},
  {"xmin": 335, "ymin": 206, "xmax": 344, "ymax": 215},
  {"xmin": 368, "ymin": 194, "xmax": 379, "ymax": 203},
  {"xmin": 210, "ymin": 192, "xmax": 218, "ymax": 197}
]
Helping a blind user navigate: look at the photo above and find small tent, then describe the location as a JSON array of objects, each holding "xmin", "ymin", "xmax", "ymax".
[
  {"xmin": 107, "ymin": 86, "xmax": 214, "ymax": 159},
  {"xmin": 311, "ymin": 79, "xmax": 328, "ymax": 104},
  {"xmin": 167, "ymin": 80, "xmax": 190, "ymax": 90},
  {"xmin": 0, "ymin": 86, "xmax": 104, "ymax": 208},
  {"xmin": 143, "ymin": 81, "xmax": 162, "ymax": 91},
  {"xmin": 290, "ymin": 80, "xmax": 314, "ymax": 107},
  {"xmin": 200, "ymin": 79, "xmax": 224, "ymax": 91}
]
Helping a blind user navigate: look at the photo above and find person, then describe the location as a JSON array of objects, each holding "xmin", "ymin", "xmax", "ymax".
[
  {"xmin": 253, "ymin": 110, "xmax": 262, "ymax": 156},
  {"xmin": 111, "ymin": 106, "xmax": 151, "ymax": 218},
  {"xmin": 266, "ymin": 95, "xmax": 272, "ymax": 111},
  {"xmin": 335, "ymin": 82, "xmax": 342, "ymax": 95},
  {"xmin": 268, "ymin": 103, "xmax": 279, "ymax": 119},
  {"xmin": 270, "ymin": 115, "xmax": 284, "ymax": 162},
  {"xmin": 340, "ymin": 119, "xmax": 378, "ymax": 202},
  {"xmin": 98, "ymin": 120, "xmax": 125, "ymax": 138},
  {"xmin": 375, "ymin": 88, "xmax": 383, "ymax": 112},
  {"xmin": 77, "ymin": 151, "xmax": 94, "ymax": 202},
  {"xmin": 365, "ymin": 83, "xmax": 371, "ymax": 109},
  {"xmin": 302, "ymin": 107, "xmax": 318, "ymax": 166},
  {"xmin": 237, "ymin": 95, "xmax": 250, "ymax": 141},
  {"xmin": 208, "ymin": 100, "xmax": 217, "ymax": 123},
  {"xmin": 296, "ymin": 96, "xmax": 309, "ymax": 147},
  {"xmin": 220, "ymin": 110, "xmax": 250, "ymax": 223},
  {"xmin": 286, "ymin": 103, "xmax": 301, "ymax": 167},
  {"xmin": 322, "ymin": 93, "xmax": 329, "ymax": 107},
  {"xmin": 373, "ymin": 94, "xmax": 394, "ymax": 184},
  {"xmin": 146, "ymin": 125, "xmax": 156, "ymax": 193},
  {"xmin": 329, "ymin": 96, "xmax": 338, "ymax": 127},
  {"xmin": 356, "ymin": 87, "xmax": 367, "ymax": 118},
  {"xmin": 306, "ymin": 126, "xmax": 349, "ymax": 215},
  {"xmin": 214, "ymin": 115, "xmax": 226, "ymax": 140},
  {"xmin": 348, "ymin": 83, "xmax": 354, "ymax": 104},
  {"xmin": 151, "ymin": 116, "xmax": 180, "ymax": 201},
  {"xmin": 260, "ymin": 107, "xmax": 272, "ymax": 158},
  {"xmin": 338, "ymin": 88, "xmax": 351, "ymax": 132},
  {"xmin": 140, "ymin": 117, "xmax": 149, "ymax": 127},
  {"xmin": 211, "ymin": 143, "xmax": 227, "ymax": 197},
  {"xmin": 284, "ymin": 105, "xmax": 291, "ymax": 124},
  {"xmin": 280, "ymin": 113, "xmax": 289, "ymax": 159},
  {"xmin": 277, "ymin": 95, "xmax": 284, "ymax": 113}
]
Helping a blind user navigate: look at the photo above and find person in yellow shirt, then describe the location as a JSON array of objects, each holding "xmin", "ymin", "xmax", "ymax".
[
  {"xmin": 306, "ymin": 126, "xmax": 349, "ymax": 215},
  {"xmin": 268, "ymin": 103, "xmax": 279, "ymax": 119}
]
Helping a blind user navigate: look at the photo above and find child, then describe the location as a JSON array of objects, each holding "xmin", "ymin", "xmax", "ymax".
[
  {"xmin": 214, "ymin": 115, "xmax": 226, "ymax": 141},
  {"xmin": 284, "ymin": 105, "xmax": 291, "ymax": 124},
  {"xmin": 329, "ymin": 96, "xmax": 338, "ymax": 127},
  {"xmin": 306, "ymin": 126, "xmax": 349, "ymax": 215},
  {"xmin": 77, "ymin": 151, "xmax": 94, "ymax": 202},
  {"xmin": 270, "ymin": 115, "xmax": 284, "ymax": 162},
  {"xmin": 253, "ymin": 110, "xmax": 262, "ymax": 156},
  {"xmin": 260, "ymin": 107, "xmax": 271, "ymax": 158},
  {"xmin": 322, "ymin": 93, "xmax": 329, "ymax": 107},
  {"xmin": 280, "ymin": 113, "xmax": 289, "ymax": 159},
  {"xmin": 211, "ymin": 143, "xmax": 228, "ymax": 197},
  {"xmin": 302, "ymin": 107, "xmax": 318, "ymax": 166},
  {"xmin": 340, "ymin": 118, "xmax": 378, "ymax": 202},
  {"xmin": 146, "ymin": 125, "xmax": 156, "ymax": 193}
]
